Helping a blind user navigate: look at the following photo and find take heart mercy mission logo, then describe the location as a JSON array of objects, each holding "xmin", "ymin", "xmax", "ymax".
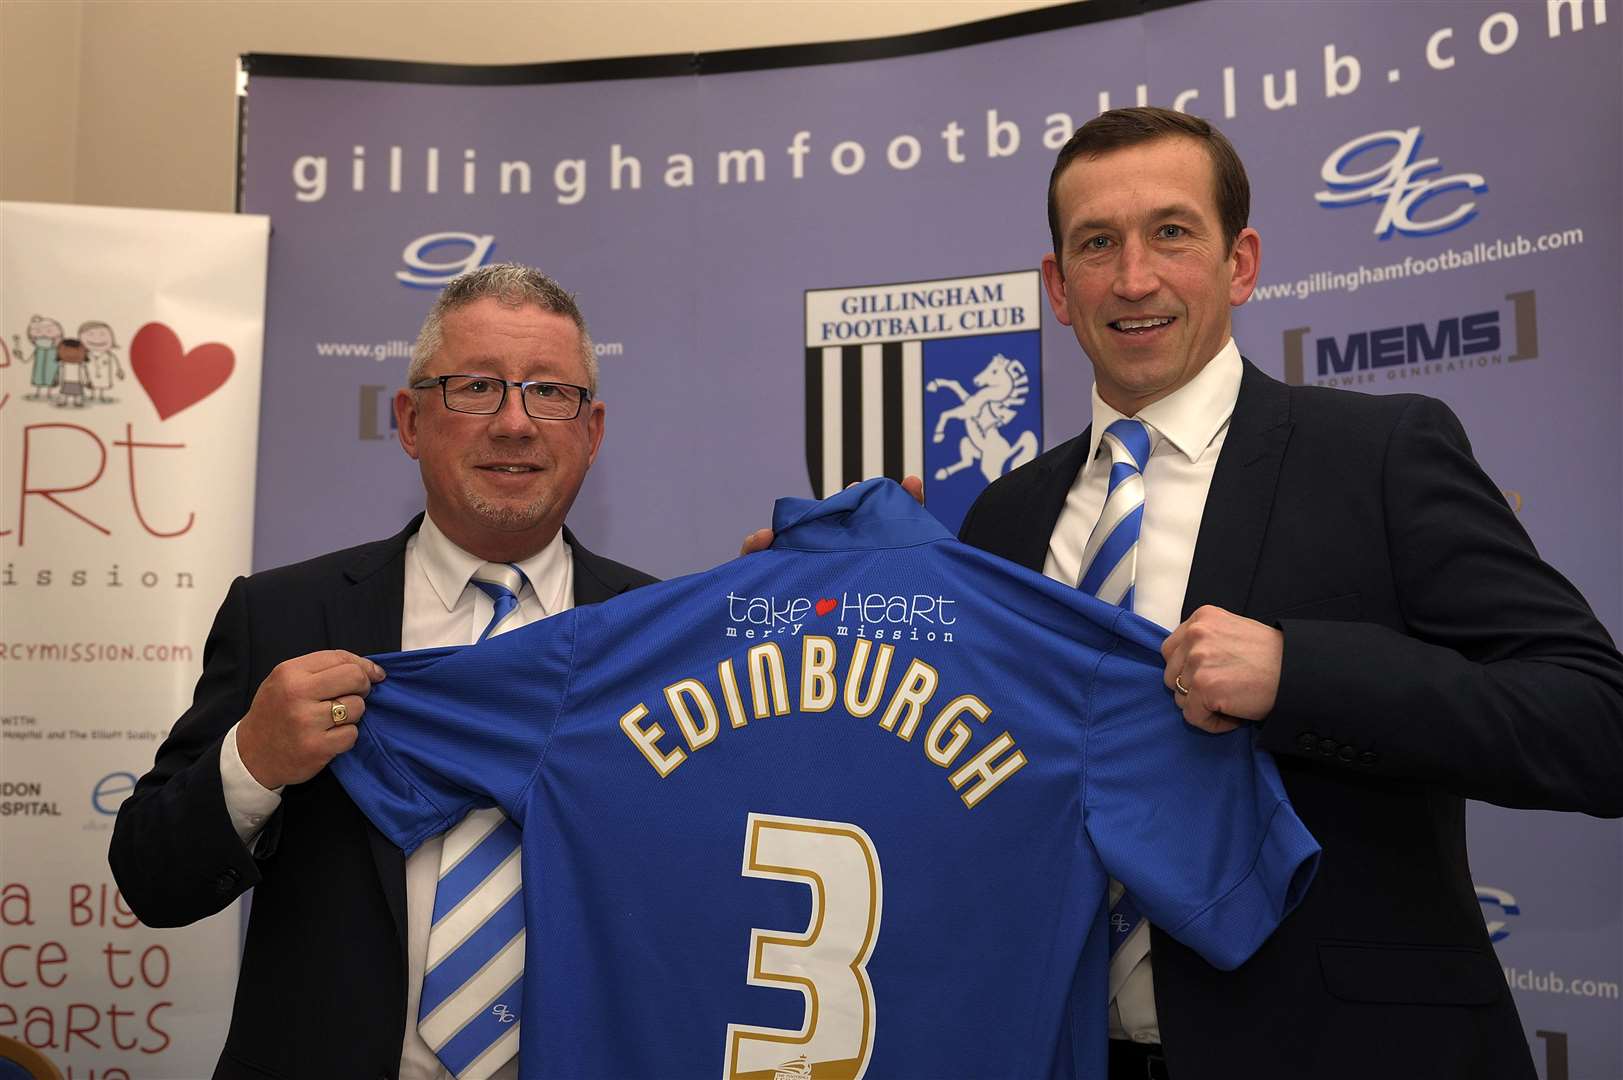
[
  {"xmin": 130, "ymin": 322, "xmax": 235, "ymax": 421},
  {"xmin": 725, "ymin": 590, "xmax": 961, "ymax": 643}
]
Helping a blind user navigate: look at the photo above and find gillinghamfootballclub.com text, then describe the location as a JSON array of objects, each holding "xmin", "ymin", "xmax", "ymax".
[
  {"xmin": 1252, "ymin": 226, "xmax": 1585, "ymax": 303},
  {"xmin": 1502, "ymin": 966, "xmax": 1620, "ymax": 1001}
]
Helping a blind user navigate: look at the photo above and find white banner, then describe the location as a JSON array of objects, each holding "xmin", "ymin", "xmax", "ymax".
[{"xmin": 1, "ymin": 201, "xmax": 268, "ymax": 1076}]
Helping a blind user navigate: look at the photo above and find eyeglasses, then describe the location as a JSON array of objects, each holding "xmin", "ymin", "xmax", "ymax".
[{"xmin": 410, "ymin": 375, "xmax": 593, "ymax": 420}]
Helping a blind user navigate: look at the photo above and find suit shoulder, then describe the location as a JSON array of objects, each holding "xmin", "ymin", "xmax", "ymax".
[
  {"xmin": 583, "ymin": 551, "xmax": 659, "ymax": 592},
  {"xmin": 1287, "ymin": 380, "xmax": 1429, "ymax": 415},
  {"xmin": 566, "ymin": 528, "xmax": 660, "ymax": 602},
  {"xmin": 976, "ymin": 431, "xmax": 1087, "ymax": 509},
  {"xmin": 241, "ymin": 527, "xmax": 412, "ymax": 595},
  {"xmin": 1282, "ymin": 381, "xmax": 1456, "ymax": 447}
]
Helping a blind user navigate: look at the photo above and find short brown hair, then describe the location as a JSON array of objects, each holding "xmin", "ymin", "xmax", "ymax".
[
  {"xmin": 1046, "ymin": 107, "xmax": 1251, "ymax": 261},
  {"xmin": 409, "ymin": 263, "xmax": 598, "ymax": 392}
]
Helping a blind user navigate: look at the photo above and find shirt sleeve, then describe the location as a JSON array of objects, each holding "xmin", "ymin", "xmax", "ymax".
[
  {"xmin": 328, "ymin": 608, "xmax": 580, "ymax": 855},
  {"xmin": 219, "ymin": 722, "xmax": 283, "ymax": 848},
  {"xmin": 1083, "ymin": 610, "xmax": 1321, "ymax": 972}
]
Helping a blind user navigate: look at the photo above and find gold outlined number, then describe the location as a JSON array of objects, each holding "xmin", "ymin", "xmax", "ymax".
[{"xmin": 723, "ymin": 813, "xmax": 883, "ymax": 1080}]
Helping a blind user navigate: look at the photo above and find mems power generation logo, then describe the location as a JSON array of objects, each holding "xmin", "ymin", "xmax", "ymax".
[{"xmin": 1282, "ymin": 290, "xmax": 1537, "ymax": 387}]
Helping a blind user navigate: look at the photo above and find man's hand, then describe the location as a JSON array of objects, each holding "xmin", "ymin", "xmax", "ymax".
[
  {"xmin": 1161, "ymin": 606, "xmax": 1282, "ymax": 734},
  {"xmin": 741, "ymin": 475, "xmax": 925, "ymax": 555},
  {"xmin": 236, "ymin": 650, "xmax": 386, "ymax": 789}
]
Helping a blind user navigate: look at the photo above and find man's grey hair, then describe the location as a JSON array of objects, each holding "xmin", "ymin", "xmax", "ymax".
[{"xmin": 408, "ymin": 263, "xmax": 598, "ymax": 392}]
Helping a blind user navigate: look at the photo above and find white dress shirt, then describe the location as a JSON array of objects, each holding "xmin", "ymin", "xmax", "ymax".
[
  {"xmin": 1041, "ymin": 338, "xmax": 1244, "ymax": 1044},
  {"xmin": 220, "ymin": 512, "xmax": 573, "ymax": 1080}
]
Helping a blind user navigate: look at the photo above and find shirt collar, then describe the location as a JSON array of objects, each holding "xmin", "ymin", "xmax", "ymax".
[
  {"xmin": 771, "ymin": 478, "xmax": 951, "ymax": 551},
  {"xmin": 415, "ymin": 513, "xmax": 571, "ymax": 615},
  {"xmin": 1086, "ymin": 338, "xmax": 1243, "ymax": 467}
]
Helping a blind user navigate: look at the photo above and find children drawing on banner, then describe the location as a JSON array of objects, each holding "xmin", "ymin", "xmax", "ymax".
[
  {"xmin": 11, "ymin": 316, "xmax": 129, "ymax": 407},
  {"xmin": 80, "ymin": 320, "xmax": 125, "ymax": 402},
  {"xmin": 56, "ymin": 338, "xmax": 89, "ymax": 407},
  {"xmin": 12, "ymin": 314, "xmax": 65, "ymax": 401}
]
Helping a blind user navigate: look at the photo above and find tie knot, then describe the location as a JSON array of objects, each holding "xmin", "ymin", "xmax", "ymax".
[
  {"xmin": 470, "ymin": 562, "xmax": 527, "ymax": 603},
  {"xmin": 1101, "ymin": 418, "xmax": 1152, "ymax": 473},
  {"xmin": 470, "ymin": 563, "xmax": 529, "ymax": 642}
]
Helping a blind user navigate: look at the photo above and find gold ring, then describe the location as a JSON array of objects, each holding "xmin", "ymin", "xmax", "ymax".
[
  {"xmin": 329, "ymin": 700, "xmax": 349, "ymax": 726},
  {"xmin": 1174, "ymin": 674, "xmax": 1190, "ymax": 696}
]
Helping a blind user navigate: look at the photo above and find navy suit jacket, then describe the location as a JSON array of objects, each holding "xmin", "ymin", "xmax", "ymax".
[
  {"xmin": 959, "ymin": 360, "xmax": 1623, "ymax": 1080},
  {"xmin": 110, "ymin": 518, "xmax": 656, "ymax": 1080}
]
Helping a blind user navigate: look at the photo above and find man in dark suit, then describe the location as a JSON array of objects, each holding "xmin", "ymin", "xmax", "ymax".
[
  {"xmin": 959, "ymin": 107, "xmax": 1623, "ymax": 1079},
  {"xmin": 110, "ymin": 264, "xmax": 655, "ymax": 1080}
]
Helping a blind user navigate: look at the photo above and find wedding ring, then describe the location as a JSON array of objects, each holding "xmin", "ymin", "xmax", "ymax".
[{"xmin": 1174, "ymin": 674, "xmax": 1191, "ymax": 696}]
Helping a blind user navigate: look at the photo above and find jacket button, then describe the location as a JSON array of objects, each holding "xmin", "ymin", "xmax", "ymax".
[
  {"xmin": 214, "ymin": 867, "xmax": 240, "ymax": 892},
  {"xmin": 1359, "ymin": 751, "xmax": 1379, "ymax": 766},
  {"xmin": 1297, "ymin": 732, "xmax": 1318, "ymax": 752},
  {"xmin": 1338, "ymin": 745, "xmax": 1356, "ymax": 762},
  {"xmin": 1318, "ymin": 738, "xmax": 1337, "ymax": 756}
]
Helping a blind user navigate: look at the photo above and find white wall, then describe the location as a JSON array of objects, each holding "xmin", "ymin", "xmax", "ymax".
[{"xmin": 2, "ymin": 0, "xmax": 1057, "ymax": 213}]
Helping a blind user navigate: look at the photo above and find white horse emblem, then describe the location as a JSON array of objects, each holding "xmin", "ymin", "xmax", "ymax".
[{"xmin": 927, "ymin": 353, "xmax": 1039, "ymax": 482}]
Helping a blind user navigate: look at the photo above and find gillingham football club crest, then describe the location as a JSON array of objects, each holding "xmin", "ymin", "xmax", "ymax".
[{"xmin": 804, "ymin": 271, "xmax": 1043, "ymax": 533}]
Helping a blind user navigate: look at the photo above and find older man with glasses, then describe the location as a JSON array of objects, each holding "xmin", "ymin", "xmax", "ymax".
[{"xmin": 111, "ymin": 264, "xmax": 655, "ymax": 1080}]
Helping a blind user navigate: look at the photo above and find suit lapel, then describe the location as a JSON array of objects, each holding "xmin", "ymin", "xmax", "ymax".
[
  {"xmin": 566, "ymin": 526, "xmax": 644, "ymax": 605},
  {"xmin": 324, "ymin": 523, "xmax": 411, "ymax": 655},
  {"xmin": 325, "ymin": 518, "xmax": 415, "ymax": 945},
  {"xmin": 339, "ymin": 520, "xmax": 644, "ymax": 953},
  {"xmin": 1182, "ymin": 360, "xmax": 1293, "ymax": 620},
  {"xmin": 1010, "ymin": 430, "xmax": 1094, "ymax": 573}
]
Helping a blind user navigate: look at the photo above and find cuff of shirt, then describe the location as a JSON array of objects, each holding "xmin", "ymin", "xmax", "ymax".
[
  {"xmin": 1169, "ymin": 798, "xmax": 1321, "ymax": 972},
  {"xmin": 221, "ymin": 722, "xmax": 283, "ymax": 847}
]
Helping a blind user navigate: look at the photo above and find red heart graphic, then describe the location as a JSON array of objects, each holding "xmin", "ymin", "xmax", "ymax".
[
  {"xmin": 815, "ymin": 598, "xmax": 838, "ymax": 616},
  {"xmin": 130, "ymin": 322, "xmax": 235, "ymax": 421}
]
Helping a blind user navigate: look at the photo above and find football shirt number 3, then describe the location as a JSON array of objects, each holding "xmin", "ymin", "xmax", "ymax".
[{"xmin": 724, "ymin": 813, "xmax": 884, "ymax": 1080}]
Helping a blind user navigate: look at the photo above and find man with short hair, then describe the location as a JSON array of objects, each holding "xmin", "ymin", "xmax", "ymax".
[
  {"xmin": 960, "ymin": 107, "xmax": 1623, "ymax": 1079},
  {"xmin": 111, "ymin": 263, "xmax": 655, "ymax": 1080}
]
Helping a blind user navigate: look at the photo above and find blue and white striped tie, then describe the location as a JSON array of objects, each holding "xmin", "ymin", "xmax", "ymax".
[
  {"xmin": 1077, "ymin": 420, "xmax": 1156, "ymax": 1013},
  {"xmin": 470, "ymin": 562, "xmax": 527, "ymax": 642},
  {"xmin": 420, "ymin": 562, "xmax": 529, "ymax": 1078},
  {"xmin": 1077, "ymin": 418, "xmax": 1152, "ymax": 610}
]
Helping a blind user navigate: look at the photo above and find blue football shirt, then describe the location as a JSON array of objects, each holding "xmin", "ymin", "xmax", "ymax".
[{"xmin": 332, "ymin": 479, "xmax": 1319, "ymax": 1079}]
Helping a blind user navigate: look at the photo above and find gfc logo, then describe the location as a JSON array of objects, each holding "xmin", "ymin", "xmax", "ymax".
[
  {"xmin": 1315, "ymin": 127, "xmax": 1487, "ymax": 239},
  {"xmin": 396, "ymin": 231, "xmax": 496, "ymax": 288},
  {"xmin": 1476, "ymin": 885, "xmax": 1519, "ymax": 943}
]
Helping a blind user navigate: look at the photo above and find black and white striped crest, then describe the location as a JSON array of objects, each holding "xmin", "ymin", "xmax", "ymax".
[
  {"xmin": 804, "ymin": 271, "xmax": 1043, "ymax": 532},
  {"xmin": 804, "ymin": 341, "xmax": 924, "ymax": 494}
]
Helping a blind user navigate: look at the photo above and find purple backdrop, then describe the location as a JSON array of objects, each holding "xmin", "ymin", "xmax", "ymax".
[{"xmin": 240, "ymin": 2, "xmax": 1622, "ymax": 1074}]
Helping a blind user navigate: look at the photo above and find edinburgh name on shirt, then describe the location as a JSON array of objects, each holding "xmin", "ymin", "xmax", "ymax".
[{"xmin": 618, "ymin": 633, "xmax": 1026, "ymax": 808}]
